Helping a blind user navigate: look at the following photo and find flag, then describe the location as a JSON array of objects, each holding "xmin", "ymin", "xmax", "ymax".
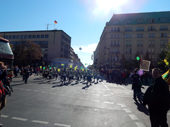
[
  {"xmin": 54, "ymin": 20, "xmax": 57, "ymax": 24},
  {"xmin": 162, "ymin": 70, "xmax": 169, "ymax": 80}
]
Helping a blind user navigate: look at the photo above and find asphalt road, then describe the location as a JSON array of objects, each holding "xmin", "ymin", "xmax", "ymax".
[{"xmin": 0, "ymin": 75, "xmax": 170, "ymax": 127}]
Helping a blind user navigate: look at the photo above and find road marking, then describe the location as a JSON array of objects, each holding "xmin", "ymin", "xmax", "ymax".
[
  {"xmin": 11, "ymin": 117, "xmax": 28, "ymax": 121},
  {"xmin": 123, "ymin": 108, "xmax": 132, "ymax": 113},
  {"xmin": 1, "ymin": 115, "xmax": 8, "ymax": 118},
  {"xmin": 135, "ymin": 122, "xmax": 146, "ymax": 127},
  {"xmin": 79, "ymin": 98, "xmax": 87, "ymax": 100},
  {"xmin": 91, "ymin": 94, "xmax": 100, "ymax": 96},
  {"xmin": 129, "ymin": 114, "xmax": 139, "ymax": 120},
  {"xmin": 32, "ymin": 120, "xmax": 49, "ymax": 124},
  {"xmin": 91, "ymin": 99, "xmax": 100, "ymax": 102},
  {"xmin": 25, "ymin": 89, "xmax": 31, "ymax": 91},
  {"xmin": 33, "ymin": 90, "xmax": 39, "ymax": 92},
  {"xmin": 54, "ymin": 123, "xmax": 71, "ymax": 127},
  {"xmin": 103, "ymin": 94, "xmax": 110, "ymax": 97},
  {"xmin": 101, "ymin": 82, "xmax": 110, "ymax": 90},
  {"xmin": 94, "ymin": 109, "xmax": 100, "ymax": 111},
  {"xmin": 103, "ymin": 101, "xmax": 114, "ymax": 104},
  {"xmin": 117, "ymin": 103, "xmax": 126, "ymax": 107}
]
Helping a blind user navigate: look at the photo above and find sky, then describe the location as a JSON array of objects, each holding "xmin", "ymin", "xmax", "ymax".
[{"xmin": 1, "ymin": 0, "xmax": 170, "ymax": 67}]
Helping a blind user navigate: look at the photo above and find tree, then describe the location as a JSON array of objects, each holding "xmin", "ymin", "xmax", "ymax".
[
  {"xmin": 13, "ymin": 41, "xmax": 42, "ymax": 67},
  {"xmin": 157, "ymin": 49, "xmax": 168, "ymax": 72},
  {"xmin": 145, "ymin": 50, "xmax": 149, "ymax": 60}
]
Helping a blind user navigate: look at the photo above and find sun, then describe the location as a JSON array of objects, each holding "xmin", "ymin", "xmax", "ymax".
[{"xmin": 94, "ymin": 0, "xmax": 128, "ymax": 14}]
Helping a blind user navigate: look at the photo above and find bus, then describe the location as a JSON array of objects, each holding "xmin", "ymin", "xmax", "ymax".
[{"xmin": 0, "ymin": 37, "xmax": 14, "ymax": 80}]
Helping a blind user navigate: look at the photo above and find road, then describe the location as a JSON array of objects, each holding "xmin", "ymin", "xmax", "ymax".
[{"xmin": 0, "ymin": 75, "xmax": 170, "ymax": 127}]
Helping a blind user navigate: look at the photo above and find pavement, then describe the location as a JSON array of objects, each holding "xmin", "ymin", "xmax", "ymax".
[{"xmin": 0, "ymin": 74, "xmax": 169, "ymax": 127}]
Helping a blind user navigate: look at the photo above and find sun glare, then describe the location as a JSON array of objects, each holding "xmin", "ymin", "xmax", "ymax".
[{"xmin": 94, "ymin": 0, "xmax": 128, "ymax": 14}]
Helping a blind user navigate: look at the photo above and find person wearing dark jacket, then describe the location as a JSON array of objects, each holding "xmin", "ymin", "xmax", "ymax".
[{"xmin": 143, "ymin": 68, "xmax": 170, "ymax": 127}]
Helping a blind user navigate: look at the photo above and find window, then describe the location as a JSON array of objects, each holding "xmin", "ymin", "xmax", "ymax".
[
  {"xmin": 24, "ymin": 35, "xmax": 28, "ymax": 38},
  {"xmin": 33, "ymin": 35, "xmax": 36, "ymax": 38},
  {"xmin": 117, "ymin": 41, "xmax": 119, "ymax": 45},
  {"xmin": 9, "ymin": 35, "xmax": 12, "ymax": 39},
  {"xmin": 45, "ymin": 34, "xmax": 49, "ymax": 38},
  {"xmin": 126, "ymin": 34, "xmax": 128, "ymax": 38},
  {"xmin": 17, "ymin": 35, "xmax": 20, "ymax": 39},
  {"xmin": 28, "ymin": 35, "xmax": 32, "ymax": 38},
  {"xmin": 113, "ymin": 21, "xmax": 118, "ymax": 24},
  {"xmin": 129, "ymin": 34, "xmax": 131, "ymax": 38},
  {"xmin": 12, "ymin": 35, "xmax": 16, "ymax": 39},
  {"xmin": 41, "ymin": 35, "xmax": 44, "ymax": 38},
  {"xmin": 114, "ymin": 41, "xmax": 116, "ymax": 45},
  {"xmin": 117, "ymin": 34, "xmax": 119, "ymax": 38},
  {"xmin": 137, "ymin": 19, "xmax": 144, "ymax": 24},
  {"xmin": 137, "ymin": 34, "xmax": 143, "ymax": 38},
  {"xmin": 37, "ymin": 35, "xmax": 40, "ymax": 38},
  {"xmin": 126, "ymin": 20, "xmax": 132, "ymax": 24},
  {"xmin": 160, "ymin": 25, "xmax": 168, "ymax": 30},
  {"xmin": 161, "ymin": 33, "xmax": 167, "ymax": 37},
  {"xmin": 160, "ymin": 18, "xmax": 167, "ymax": 23},
  {"xmin": 114, "ymin": 49, "xmax": 117, "ymax": 53},
  {"xmin": 114, "ymin": 34, "xmax": 116, "ymax": 38},
  {"xmin": 161, "ymin": 41, "xmax": 164, "ymax": 45},
  {"xmin": 148, "ymin": 19, "xmax": 154, "ymax": 23},
  {"xmin": 149, "ymin": 34, "xmax": 151, "ymax": 38},
  {"xmin": 152, "ymin": 34, "xmax": 155, "ymax": 38},
  {"xmin": 20, "ymin": 35, "xmax": 24, "ymax": 39}
]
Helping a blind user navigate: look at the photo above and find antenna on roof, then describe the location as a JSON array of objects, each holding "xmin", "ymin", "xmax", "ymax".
[{"xmin": 45, "ymin": 24, "xmax": 52, "ymax": 30}]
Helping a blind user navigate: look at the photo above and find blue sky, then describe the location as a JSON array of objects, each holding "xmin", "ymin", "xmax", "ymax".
[{"xmin": 1, "ymin": 0, "xmax": 170, "ymax": 66}]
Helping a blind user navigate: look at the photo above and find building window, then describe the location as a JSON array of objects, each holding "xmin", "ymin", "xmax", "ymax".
[
  {"xmin": 117, "ymin": 34, "xmax": 119, "ymax": 38},
  {"xmin": 13, "ymin": 35, "xmax": 16, "ymax": 39},
  {"xmin": 21, "ymin": 35, "xmax": 24, "ymax": 39},
  {"xmin": 148, "ymin": 19, "xmax": 155, "ymax": 23},
  {"xmin": 136, "ymin": 26, "xmax": 144, "ymax": 31},
  {"xmin": 114, "ymin": 34, "xmax": 116, "ymax": 38},
  {"xmin": 37, "ymin": 35, "xmax": 40, "ymax": 38},
  {"xmin": 24, "ymin": 35, "xmax": 28, "ymax": 38},
  {"xmin": 17, "ymin": 35, "xmax": 20, "ymax": 39},
  {"xmin": 113, "ymin": 21, "xmax": 118, "ymax": 24},
  {"xmin": 137, "ymin": 34, "xmax": 143, "ymax": 38},
  {"xmin": 28, "ymin": 35, "xmax": 32, "ymax": 38},
  {"xmin": 114, "ymin": 41, "xmax": 116, "ymax": 45},
  {"xmin": 5, "ymin": 36, "xmax": 8, "ymax": 39},
  {"xmin": 111, "ymin": 35, "xmax": 113, "ymax": 38},
  {"xmin": 161, "ymin": 33, "xmax": 167, "ymax": 37},
  {"xmin": 45, "ymin": 34, "xmax": 49, "ymax": 38},
  {"xmin": 33, "ymin": 35, "xmax": 36, "ymax": 38},
  {"xmin": 9, "ymin": 35, "xmax": 12, "ymax": 39},
  {"xmin": 160, "ymin": 18, "xmax": 167, "ymax": 23},
  {"xmin": 137, "ymin": 19, "xmax": 144, "ymax": 24},
  {"xmin": 160, "ymin": 25, "xmax": 168, "ymax": 30},
  {"xmin": 125, "ymin": 20, "xmax": 132, "ymax": 24},
  {"xmin": 126, "ymin": 34, "xmax": 128, "ymax": 38},
  {"xmin": 41, "ymin": 35, "xmax": 44, "ymax": 38},
  {"xmin": 117, "ymin": 41, "xmax": 119, "ymax": 46}
]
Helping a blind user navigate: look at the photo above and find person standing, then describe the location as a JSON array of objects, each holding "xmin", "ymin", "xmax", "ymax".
[
  {"xmin": 24, "ymin": 65, "xmax": 30, "ymax": 84},
  {"xmin": 131, "ymin": 68, "xmax": 141, "ymax": 102},
  {"xmin": 143, "ymin": 68, "xmax": 170, "ymax": 127}
]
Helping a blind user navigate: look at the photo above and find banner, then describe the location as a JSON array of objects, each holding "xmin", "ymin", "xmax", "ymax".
[{"xmin": 140, "ymin": 60, "xmax": 151, "ymax": 71}]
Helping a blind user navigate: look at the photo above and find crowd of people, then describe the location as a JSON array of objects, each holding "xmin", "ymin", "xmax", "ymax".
[{"xmin": 1, "ymin": 64, "xmax": 170, "ymax": 127}]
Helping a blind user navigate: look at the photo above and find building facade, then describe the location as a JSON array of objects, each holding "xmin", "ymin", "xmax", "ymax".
[
  {"xmin": 95, "ymin": 11, "xmax": 170, "ymax": 69},
  {"xmin": 0, "ymin": 30, "xmax": 76, "ymax": 67}
]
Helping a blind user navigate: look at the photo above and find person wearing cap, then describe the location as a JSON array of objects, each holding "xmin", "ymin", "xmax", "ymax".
[{"xmin": 143, "ymin": 68, "xmax": 170, "ymax": 127}]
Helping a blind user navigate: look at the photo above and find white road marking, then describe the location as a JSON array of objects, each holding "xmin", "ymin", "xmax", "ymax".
[
  {"xmin": 129, "ymin": 114, "xmax": 139, "ymax": 120},
  {"xmin": 33, "ymin": 90, "xmax": 39, "ymax": 92},
  {"xmin": 103, "ymin": 101, "xmax": 114, "ymax": 104},
  {"xmin": 32, "ymin": 120, "xmax": 49, "ymax": 124},
  {"xmin": 11, "ymin": 117, "xmax": 28, "ymax": 121},
  {"xmin": 1, "ymin": 115, "xmax": 8, "ymax": 118},
  {"xmin": 91, "ymin": 94, "xmax": 100, "ymax": 96},
  {"xmin": 135, "ymin": 122, "xmax": 146, "ymax": 127},
  {"xmin": 101, "ymin": 82, "xmax": 110, "ymax": 90},
  {"xmin": 41, "ymin": 91, "xmax": 48, "ymax": 93},
  {"xmin": 94, "ymin": 109, "xmax": 100, "ymax": 111},
  {"xmin": 54, "ymin": 123, "xmax": 71, "ymax": 127},
  {"xmin": 103, "ymin": 94, "xmax": 110, "ymax": 97},
  {"xmin": 91, "ymin": 100, "xmax": 100, "ymax": 102},
  {"xmin": 117, "ymin": 103, "xmax": 126, "ymax": 107},
  {"xmin": 123, "ymin": 108, "xmax": 132, "ymax": 113},
  {"xmin": 25, "ymin": 89, "xmax": 31, "ymax": 91},
  {"xmin": 79, "ymin": 98, "xmax": 87, "ymax": 100}
]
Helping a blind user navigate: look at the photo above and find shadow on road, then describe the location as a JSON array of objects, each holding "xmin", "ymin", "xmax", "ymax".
[
  {"xmin": 134, "ymin": 101, "xmax": 149, "ymax": 115},
  {"xmin": 82, "ymin": 85, "xmax": 89, "ymax": 89},
  {"xmin": 11, "ymin": 83, "xmax": 25, "ymax": 87}
]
